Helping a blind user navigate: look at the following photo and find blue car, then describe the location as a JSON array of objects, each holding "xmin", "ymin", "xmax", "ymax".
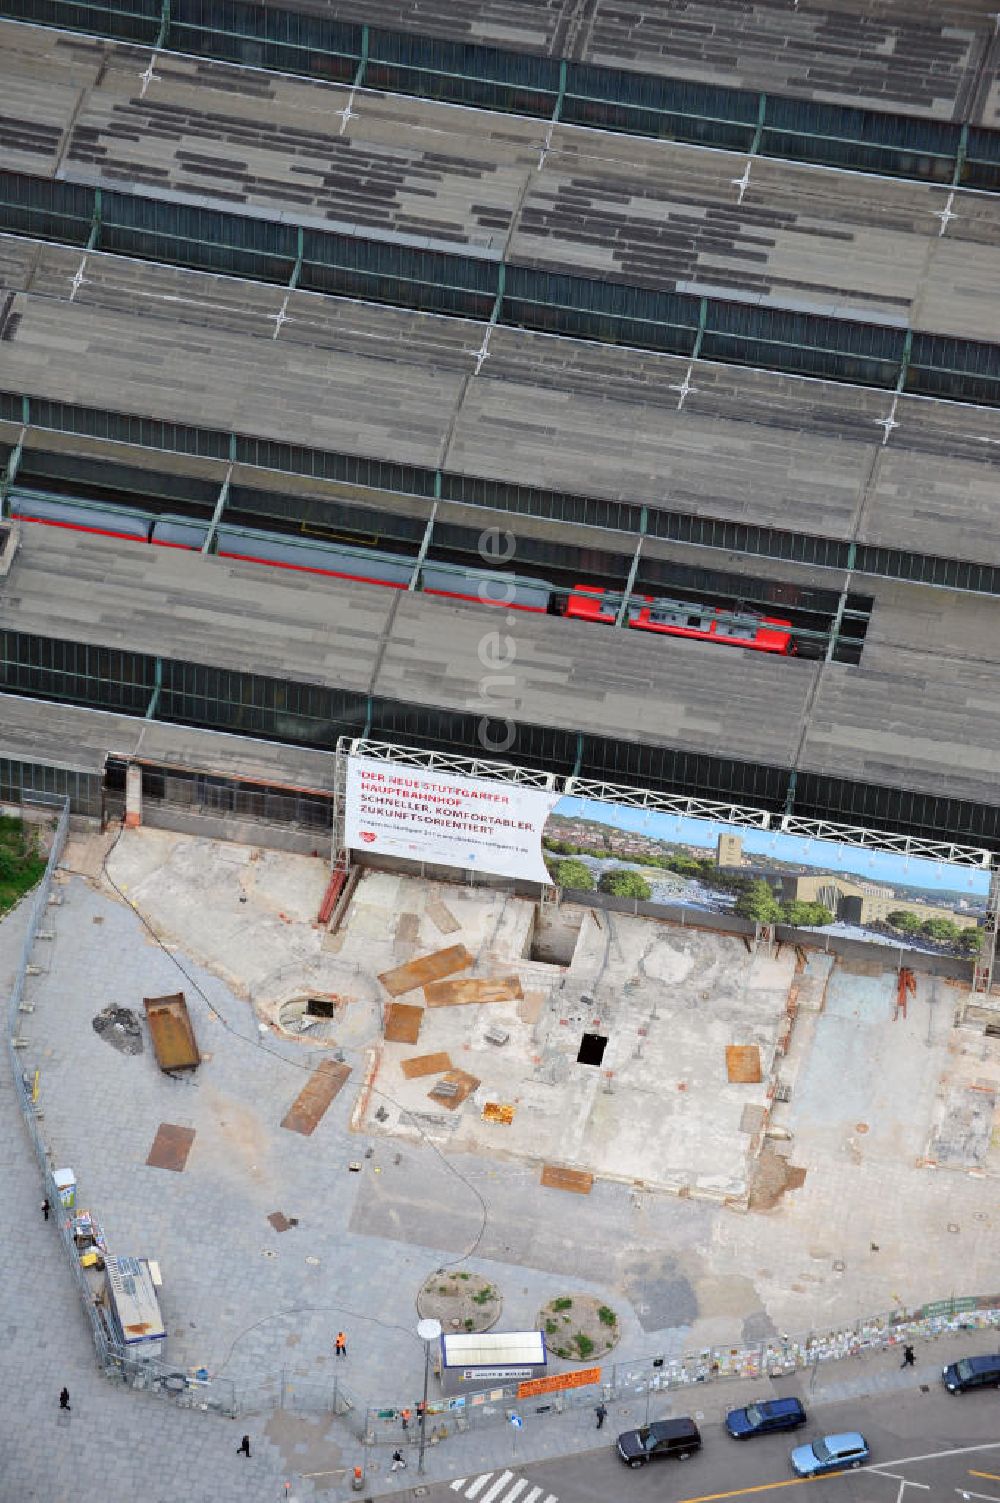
[
  {"xmin": 726, "ymin": 1397, "xmax": 807, "ymax": 1438},
  {"xmin": 791, "ymin": 1432, "xmax": 869, "ymax": 1476}
]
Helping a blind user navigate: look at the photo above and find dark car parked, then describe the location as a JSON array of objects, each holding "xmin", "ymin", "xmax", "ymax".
[
  {"xmin": 616, "ymin": 1417, "xmax": 702, "ymax": 1467},
  {"xmin": 726, "ymin": 1396, "xmax": 807, "ymax": 1439},
  {"xmin": 942, "ymin": 1354, "xmax": 1000, "ymax": 1393}
]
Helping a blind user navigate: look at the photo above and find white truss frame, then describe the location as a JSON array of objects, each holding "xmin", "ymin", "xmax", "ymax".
[
  {"xmin": 336, "ymin": 738, "xmax": 995, "ymax": 873},
  {"xmin": 342, "ymin": 737, "xmax": 557, "ymax": 789}
]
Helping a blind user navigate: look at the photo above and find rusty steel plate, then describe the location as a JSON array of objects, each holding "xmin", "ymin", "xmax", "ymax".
[
  {"xmin": 726, "ymin": 1044, "xmax": 763, "ymax": 1083},
  {"xmin": 146, "ymin": 1123, "xmax": 196, "ymax": 1172},
  {"xmin": 378, "ymin": 945, "xmax": 472, "ymax": 997},
  {"xmin": 400, "ymin": 1051, "xmax": 452, "ymax": 1079},
  {"xmin": 423, "ymin": 976, "xmax": 522, "ymax": 1007},
  {"xmin": 281, "ymin": 1059, "xmax": 352, "ymax": 1135},
  {"xmin": 540, "ymin": 1163, "xmax": 594, "ymax": 1195},
  {"xmin": 384, "ymin": 1002, "xmax": 423, "ymax": 1044}
]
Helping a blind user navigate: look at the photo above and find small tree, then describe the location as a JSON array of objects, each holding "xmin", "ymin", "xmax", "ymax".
[
  {"xmin": 598, "ymin": 868, "xmax": 652, "ymax": 900},
  {"xmin": 735, "ymin": 879, "xmax": 781, "ymax": 925},
  {"xmin": 886, "ymin": 910, "xmax": 922, "ymax": 934},
  {"xmin": 958, "ymin": 927, "xmax": 983, "ymax": 955},
  {"xmin": 920, "ymin": 916, "xmax": 961, "ymax": 944},
  {"xmin": 553, "ymin": 858, "xmax": 595, "ymax": 891},
  {"xmin": 781, "ymin": 899, "xmax": 834, "ymax": 927}
]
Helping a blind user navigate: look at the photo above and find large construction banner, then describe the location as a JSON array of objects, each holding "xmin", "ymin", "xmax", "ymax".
[
  {"xmin": 345, "ymin": 756, "xmax": 558, "ymax": 883},
  {"xmin": 345, "ymin": 750, "xmax": 989, "ymax": 956}
]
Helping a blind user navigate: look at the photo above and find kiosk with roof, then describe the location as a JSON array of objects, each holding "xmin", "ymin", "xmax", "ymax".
[{"xmin": 439, "ymin": 1330, "xmax": 546, "ymax": 1397}]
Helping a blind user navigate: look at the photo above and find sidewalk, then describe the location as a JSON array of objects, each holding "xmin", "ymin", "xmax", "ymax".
[{"xmin": 356, "ymin": 1329, "xmax": 1000, "ymax": 1498}]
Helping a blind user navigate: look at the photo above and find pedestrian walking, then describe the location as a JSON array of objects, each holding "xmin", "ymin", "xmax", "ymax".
[
  {"xmin": 236, "ymin": 1434, "xmax": 251, "ymax": 1457},
  {"xmin": 42, "ymin": 1198, "xmax": 51, "ymax": 1221},
  {"xmin": 335, "ymin": 1330, "xmax": 347, "ymax": 1358},
  {"xmin": 595, "ymin": 1402, "xmax": 608, "ymax": 1430},
  {"xmin": 901, "ymin": 1344, "xmax": 915, "ymax": 1368},
  {"xmin": 391, "ymin": 1449, "xmax": 407, "ymax": 1471},
  {"xmin": 59, "ymin": 1388, "xmax": 70, "ymax": 1411},
  {"xmin": 400, "ymin": 1407, "xmax": 411, "ymax": 1431}
]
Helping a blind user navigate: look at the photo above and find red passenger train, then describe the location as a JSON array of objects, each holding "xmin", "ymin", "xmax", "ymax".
[
  {"xmin": 563, "ymin": 585, "xmax": 795, "ymax": 655},
  {"xmin": 8, "ymin": 492, "xmax": 795, "ymax": 656}
]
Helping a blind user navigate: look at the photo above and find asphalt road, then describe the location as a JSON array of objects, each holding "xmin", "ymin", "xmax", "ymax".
[{"xmin": 410, "ymin": 1382, "xmax": 1000, "ymax": 1503}]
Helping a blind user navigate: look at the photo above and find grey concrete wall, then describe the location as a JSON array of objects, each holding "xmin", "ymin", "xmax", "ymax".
[{"xmin": 141, "ymin": 803, "xmax": 330, "ymax": 858}]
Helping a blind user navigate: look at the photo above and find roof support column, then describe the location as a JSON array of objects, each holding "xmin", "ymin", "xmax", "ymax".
[
  {"xmin": 201, "ymin": 437, "xmax": 237, "ymax": 554},
  {"xmin": 614, "ymin": 505, "xmax": 648, "ymax": 627},
  {"xmin": 0, "ymin": 423, "xmax": 27, "ymax": 520},
  {"xmin": 86, "ymin": 188, "xmax": 102, "ymax": 252},
  {"xmin": 951, "ymin": 122, "xmax": 969, "ymax": 187},
  {"xmin": 750, "ymin": 92, "xmax": 767, "ymax": 155},
  {"xmin": 353, "ymin": 24, "xmax": 369, "ymax": 89},
  {"xmin": 825, "ymin": 541, "xmax": 857, "ymax": 663},
  {"xmin": 145, "ymin": 657, "xmax": 162, "ymax": 721},
  {"xmin": 408, "ymin": 501, "xmax": 438, "ymax": 591},
  {"xmin": 155, "ymin": 0, "xmax": 171, "ymax": 50}
]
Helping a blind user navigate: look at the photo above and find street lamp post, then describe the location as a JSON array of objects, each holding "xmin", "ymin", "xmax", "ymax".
[{"xmin": 416, "ymin": 1317, "xmax": 442, "ymax": 1475}]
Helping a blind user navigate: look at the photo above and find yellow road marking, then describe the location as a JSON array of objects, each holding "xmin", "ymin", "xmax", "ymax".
[
  {"xmin": 679, "ymin": 1476, "xmax": 852, "ymax": 1503},
  {"xmin": 970, "ymin": 1474, "xmax": 1000, "ymax": 1483}
]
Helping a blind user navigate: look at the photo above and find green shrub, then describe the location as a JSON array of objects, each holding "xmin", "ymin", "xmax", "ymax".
[
  {"xmin": 574, "ymin": 1333, "xmax": 595, "ymax": 1359},
  {"xmin": 598, "ymin": 869, "xmax": 652, "ymax": 900},
  {"xmin": 780, "ymin": 900, "xmax": 834, "ymax": 927},
  {"xmin": 597, "ymin": 1305, "xmax": 617, "ymax": 1327},
  {"xmin": 552, "ymin": 1297, "xmax": 573, "ymax": 1312},
  {"xmin": 734, "ymin": 879, "xmax": 781, "ymax": 924},
  {"xmin": 552, "ymin": 859, "xmax": 595, "ymax": 892}
]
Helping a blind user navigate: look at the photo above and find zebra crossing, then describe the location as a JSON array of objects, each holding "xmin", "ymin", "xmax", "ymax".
[{"xmin": 449, "ymin": 1470, "xmax": 557, "ymax": 1503}]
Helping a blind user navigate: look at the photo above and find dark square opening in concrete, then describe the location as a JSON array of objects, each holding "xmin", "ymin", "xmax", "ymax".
[
  {"xmin": 525, "ymin": 905, "xmax": 584, "ymax": 966},
  {"xmin": 306, "ymin": 997, "xmax": 335, "ymax": 1019},
  {"xmin": 577, "ymin": 1032, "xmax": 607, "ymax": 1067}
]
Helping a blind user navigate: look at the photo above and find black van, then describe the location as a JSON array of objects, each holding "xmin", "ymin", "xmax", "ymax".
[
  {"xmin": 616, "ymin": 1417, "xmax": 702, "ymax": 1467},
  {"xmin": 942, "ymin": 1354, "xmax": 1000, "ymax": 1393}
]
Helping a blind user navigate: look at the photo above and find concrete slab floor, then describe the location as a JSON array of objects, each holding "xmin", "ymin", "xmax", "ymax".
[
  {"xmin": 13, "ymin": 826, "xmax": 1000, "ymax": 1405},
  {"xmin": 344, "ymin": 872, "xmax": 796, "ymax": 1200}
]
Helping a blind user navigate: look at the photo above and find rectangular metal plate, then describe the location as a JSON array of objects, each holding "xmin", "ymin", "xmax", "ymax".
[
  {"xmin": 726, "ymin": 1044, "xmax": 762, "ymax": 1083},
  {"xmin": 424, "ymin": 976, "xmax": 523, "ymax": 1007},
  {"xmin": 378, "ymin": 945, "xmax": 472, "ymax": 997},
  {"xmin": 384, "ymin": 1002, "xmax": 424, "ymax": 1044},
  {"xmin": 146, "ymin": 1123, "xmax": 196, "ymax": 1172},
  {"xmin": 540, "ymin": 1163, "xmax": 593, "ymax": 1194},
  {"xmin": 281, "ymin": 1059, "xmax": 352, "ymax": 1135},
  {"xmin": 401, "ymin": 1051, "xmax": 453, "ymax": 1079}
]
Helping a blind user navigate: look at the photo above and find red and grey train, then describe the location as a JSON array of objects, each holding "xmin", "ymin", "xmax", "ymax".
[{"xmin": 8, "ymin": 492, "xmax": 795, "ymax": 656}]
